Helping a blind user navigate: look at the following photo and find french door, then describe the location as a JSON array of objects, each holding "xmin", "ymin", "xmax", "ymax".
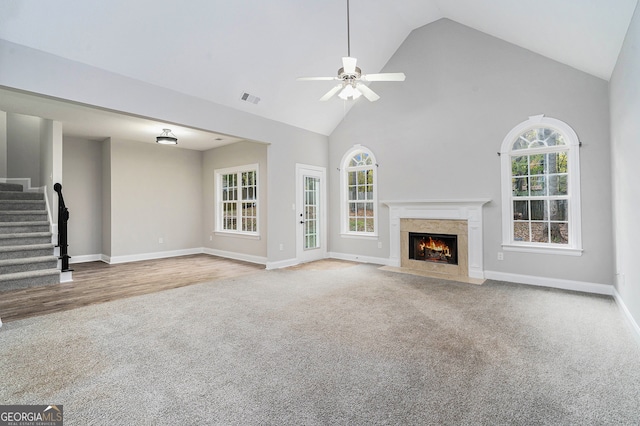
[{"xmin": 296, "ymin": 164, "xmax": 327, "ymax": 263}]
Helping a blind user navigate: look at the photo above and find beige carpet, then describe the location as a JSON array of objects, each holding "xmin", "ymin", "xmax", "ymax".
[{"xmin": 1, "ymin": 263, "xmax": 639, "ymax": 425}]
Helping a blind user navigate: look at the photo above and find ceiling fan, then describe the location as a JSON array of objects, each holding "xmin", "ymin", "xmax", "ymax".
[{"xmin": 297, "ymin": 0, "xmax": 406, "ymax": 102}]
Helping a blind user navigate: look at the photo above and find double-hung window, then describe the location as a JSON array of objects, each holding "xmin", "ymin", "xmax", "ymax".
[
  {"xmin": 500, "ymin": 115, "xmax": 582, "ymax": 255},
  {"xmin": 215, "ymin": 164, "xmax": 259, "ymax": 236}
]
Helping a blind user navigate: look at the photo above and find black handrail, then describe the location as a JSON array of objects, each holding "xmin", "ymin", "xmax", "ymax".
[{"xmin": 54, "ymin": 183, "xmax": 72, "ymax": 272}]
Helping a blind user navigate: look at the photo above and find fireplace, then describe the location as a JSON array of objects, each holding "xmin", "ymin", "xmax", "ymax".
[
  {"xmin": 409, "ymin": 232, "xmax": 458, "ymax": 265},
  {"xmin": 381, "ymin": 199, "xmax": 490, "ymax": 280}
]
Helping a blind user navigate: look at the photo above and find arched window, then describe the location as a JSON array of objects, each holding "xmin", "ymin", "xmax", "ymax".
[
  {"xmin": 500, "ymin": 115, "xmax": 582, "ymax": 255},
  {"xmin": 340, "ymin": 145, "xmax": 378, "ymax": 237}
]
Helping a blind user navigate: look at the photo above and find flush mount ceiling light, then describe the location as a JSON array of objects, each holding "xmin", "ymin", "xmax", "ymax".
[
  {"xmin": 297, "ymin": 0, "xmax": 405, "ymax": 102},
  {"xmin": 156, "ymin": 128, "xmax": 178, "ymax": 145}
]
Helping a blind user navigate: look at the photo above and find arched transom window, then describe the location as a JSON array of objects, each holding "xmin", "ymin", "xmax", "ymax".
[
  {"xmin": 500, "ymin": 115, "xmax": 582, "ymax": 255},
  {"xmin": 341, "ymin": 146, "xmax": 378, "ymax": 236}
]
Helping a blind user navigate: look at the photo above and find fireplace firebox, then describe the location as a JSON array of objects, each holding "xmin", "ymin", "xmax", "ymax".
[{"xmin": 408, "ymin": 232, "xmax": 458, "ymax": 265}]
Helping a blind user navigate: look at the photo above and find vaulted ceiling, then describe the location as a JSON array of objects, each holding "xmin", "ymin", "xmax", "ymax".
[{"xmin": 0, "ymin": 0, "xmax": 637, "ymax": 142}]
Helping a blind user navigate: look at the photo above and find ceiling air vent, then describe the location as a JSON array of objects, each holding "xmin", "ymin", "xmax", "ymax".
[{"xmin": 240, "ymin": 92, "xmax": 261, "ymax": 104}]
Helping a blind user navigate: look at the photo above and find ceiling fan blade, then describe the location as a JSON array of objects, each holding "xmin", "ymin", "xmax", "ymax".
[
  {"xmin": 355, "ymin": 83, "xmax": 380, "ymax": 102},
  {"xmin": 342, "ymin": 57, "xmax": 357, "ymax": 74},
  {"xmin": 361, "ymin": 72, "xmax": 406, "ymax": 82},
  {"xmin": 320, "ymin": 84, "xmax": 344, "ymax": 101},
  {"xmin": 297, "ymin": 76, "xmax": 338, "ymax": 81}
]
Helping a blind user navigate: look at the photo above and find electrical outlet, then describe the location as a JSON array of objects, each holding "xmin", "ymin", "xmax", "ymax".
[
  {"xmin": 279, "ymin": 243, "xmax": 284, "ymax": 251},
  {"xmin": 377, "ymin": 242, "xmax": 382, "ymax": 249},
  {"xmin": 497, "ymin": 252, "xmax": 504, "ymax": 261},
  {"xmin": 209, "ymin": 235, "xmax": 213, "ymax": 241},
  {"xmin": 159, "ymin": 237, "xmax": 164, "ymax": 244}
]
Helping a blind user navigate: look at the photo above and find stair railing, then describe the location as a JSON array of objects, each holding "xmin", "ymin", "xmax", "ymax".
[{"xmin": 54, "ymin": 183, "xmax": 72, "ymax": 272}]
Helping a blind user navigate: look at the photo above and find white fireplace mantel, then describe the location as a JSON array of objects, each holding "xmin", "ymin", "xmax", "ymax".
[{"xmin": 381, "ymin": 199, "xmax": 491, "ymax": 279}]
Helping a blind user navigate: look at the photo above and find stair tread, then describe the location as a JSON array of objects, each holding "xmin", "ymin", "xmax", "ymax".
[
  {"xmin": 0, "ymin": 183, "xmax": 23, "ymax": 192},
  {"xmin": 0, "ymin": 192, "xmax": 43, "ymax": 199},
  {"xmin": 0, "ymin": 268, "xmax": 60, "ymax": 282},
  {"xmin": 0, "ymin": 199, "xmax": 44, "ymax": 203},
  {"xmin": 0, "ymin": 221, "xmax": 50, "ymax": 226},
  {"xmin": 0, "ymin": 232, "xmax": 52, "ymax": 238},
  {"xmin": 0, "ymin": 243, "xmax": 55, "ymax": 252},
  {"xmin": 0, "ymin": 256, "xmax": 58, "ymax": 266},
  {"xmin": 0, "ymin": 210, "xmax": 47, "ymax": 213}
]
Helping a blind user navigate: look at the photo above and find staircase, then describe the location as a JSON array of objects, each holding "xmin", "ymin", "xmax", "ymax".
[{"xmin": 0, "ymin": 182, "xmax": 60, "ymax": 291}]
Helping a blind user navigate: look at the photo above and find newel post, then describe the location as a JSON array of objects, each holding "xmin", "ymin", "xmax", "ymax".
[{"xmin": 54, "ymin": 183, "xmax": 72, "ymax": 272}]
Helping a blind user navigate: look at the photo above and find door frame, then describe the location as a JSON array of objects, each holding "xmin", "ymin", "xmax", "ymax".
[{"xmin": 295, "ymin": 163, "xmax": 327, "ymax": 264}]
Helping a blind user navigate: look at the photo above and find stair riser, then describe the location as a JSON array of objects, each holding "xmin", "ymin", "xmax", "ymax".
[
  {"xmin": 0, "ymin": 248, "xmax": 54, "ymax": 260},
  {"xmin": 0, "ymin": 236, "xmax": 52, "ymax": 247},
  {"xmin": 0, "ymin": 192, "xmax": 43, "ymax": 200},
  {"xmin": 0, "ymin": 201, "xmax": 46, "ymax": 211},
  {"xmin": 0, "ymin": 273, "xmax": 60, "ymax": 292},
  {"xmin": 0, "ymin": 213, "xmax": 48, "ymax": 222},
  {"xmin": 0, "ymin": 224, "xmax": 50, "ymax": 234},
  {"xmin": 0, "ymin": 260, "xmax": 58, "ymax": 274}
]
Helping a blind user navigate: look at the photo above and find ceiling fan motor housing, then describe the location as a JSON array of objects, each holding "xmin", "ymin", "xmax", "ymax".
[{"xmin": 338, "ymin": 66, "xmax": 362, "ymax": 82}]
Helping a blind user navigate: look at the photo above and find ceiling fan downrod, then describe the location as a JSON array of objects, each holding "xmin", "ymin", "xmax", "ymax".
[{"xmin": 346, "ymin": 0, "xmax": 351, "ymax": 57}]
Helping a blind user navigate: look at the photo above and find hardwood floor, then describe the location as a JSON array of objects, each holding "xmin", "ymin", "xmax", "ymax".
[{"xmin": 0, "ymin": 254, "xmax": 264, "ymax": 323}]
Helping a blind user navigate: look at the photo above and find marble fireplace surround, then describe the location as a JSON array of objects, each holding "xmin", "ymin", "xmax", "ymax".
[{"xmin": 382, "ymin": 200, "xmax": 490, "ymax": 280}]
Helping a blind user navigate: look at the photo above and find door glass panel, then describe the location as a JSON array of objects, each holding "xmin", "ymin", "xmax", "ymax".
[{"xmin": 304, "ymin": 176, "xmax": 320, "ymax": 250}]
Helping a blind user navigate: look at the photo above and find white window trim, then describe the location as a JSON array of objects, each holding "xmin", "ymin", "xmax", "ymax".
[
  {"xmin": 340, "ymin": 145, "xmax": 379, "ymax": 238},
  {"xmin": 214, "ymin": 163, "xmax": 260, "ymax": 237},
  {"xmin": 500, "ymin": 115, "xmax": 582, "ymax": 255}
]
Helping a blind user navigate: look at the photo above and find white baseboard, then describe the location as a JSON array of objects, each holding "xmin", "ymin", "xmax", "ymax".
[
  {"xmin": 69, "ymin": 254, "xmax": 103, "ymax": 264},
  {"xmin": 203, "ymin": 248, "xmax": 266, "ymax": 266},
  {"xmin": 328, "ymin": 252, "xmax": 392, "ymax": 266},
  {"xmin": 265, "ymin": 258, "xmax": 299, "ymax": 270},
  {"xmin": 484, "ymin": 270, "xmax": 614, "ymax": 296},
  {"xmin": 105, "ymin": 248, "xmax": 204, "ymax": 265},
  {"xmin": 613, "ymin": 288, "xmax": 640, "ymax": 345},
  {"xmin": 60, "ymin": 271, "xmax": 73, "ymax": 283},
  {"xmin": 98, "ymin": 247, "xmax": 267, "ymax": 267},
  {"xmin": 265, "ymin": 252, "xmax": 391, "ymax": 270}
]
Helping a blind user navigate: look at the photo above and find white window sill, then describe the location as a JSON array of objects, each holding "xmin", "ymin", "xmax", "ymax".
[
  {"xmin": 340, "ymin": 233, "xmax": 378, "ymax": 240},
  {"xmin": 214, "ymin": 231, "xmax": 261, "ymax": 240},
  {"xmin": 502, "ymin": 243, "xmax": 582, "ymax": 256}
]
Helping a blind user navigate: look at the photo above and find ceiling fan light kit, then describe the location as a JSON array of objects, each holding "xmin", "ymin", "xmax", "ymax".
[{"xmin": 297, "ymin": 0, "xmax": 405, "ymax": 102}]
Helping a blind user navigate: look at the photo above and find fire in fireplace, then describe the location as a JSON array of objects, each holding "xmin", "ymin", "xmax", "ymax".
[{"xmin": 408, "ymin": 232, "xmax": 458, "ymax": 265}]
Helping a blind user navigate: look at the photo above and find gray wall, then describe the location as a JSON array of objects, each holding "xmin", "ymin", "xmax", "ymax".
[
  {"xmin": 0, "ymin": 38, "xmax": 329, "ymax": 266},
  {"xmin": 329, "ymin": 19, "xmax": 613, "ymax": 286},
  {"xmin": 39, "ymin": 119, "xmax": 62, "ymax": 222},
  {"xmin": 6, "ymin": 112, "xmax": 41, "ymax": 186},
  {"xmin": 202, "ymin": 141, "xmax": 268, "ymax": 259},
  {"xmin": 0, "ymin": 111, "xmax": 6, "ymax": 178},
  {"xmin": 610, "ymin": 4, "xmax": 640, "ymax": 328},
  {"xmin": 265, "ymin": 133, "xmax": 329, "ymax": 266},
  {"xmin": 101, "ymin": 139, "xmax": 112, "ymax": 257},
  {"xmin": 108, "ymin": 139, "xmax": 203, "ymax": 258},
  {"xmin": 63, "ymin": 137, "xmax": 103, "ymax": 257}
]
